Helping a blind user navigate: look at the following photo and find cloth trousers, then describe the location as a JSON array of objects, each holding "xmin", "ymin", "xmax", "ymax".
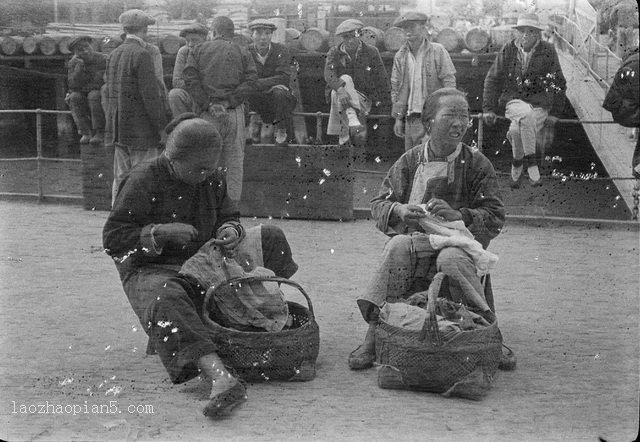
[
  {"xmin": 357, "ymin": 233, "xmax": 486, "ymax": 322},
  {"xmin": 167, "ymin": 88, "xmax": 200, "ymax": 119},
  {"xmin": 404, "ymin": 114, "xmax": 427, "ymax": 151},
  {"xmin": 200, "ymin": 105, "xmax": 246, "ymax": 202},
  {"xmin": 327, "ymin": 74, "xmax": 371, "ymax": 145},
  {"xmin": 68, "ymin": 90, "xmax": 105, "ymax": 135},
  {"xmin": 112, "ymin": 144, "xmax": 162, "ymax": 206},
  {"xmin": 248, "ymin": 86, "xmax": 297, "ymax": 129},
  {"xmin": 505, "ymin": 99, "xmax": 548, "ymax": 161},
  {"xmin": 120, "ymin": 225, "xmax": 298, "ymax": 384}
]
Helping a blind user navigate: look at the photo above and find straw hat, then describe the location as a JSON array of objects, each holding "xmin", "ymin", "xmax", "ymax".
[{"xmin": 513, "ymin": 13, "xmax": 545, "ymax": 31}]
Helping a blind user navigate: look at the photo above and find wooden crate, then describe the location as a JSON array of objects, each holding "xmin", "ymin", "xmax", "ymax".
[{"xmin": 240, "ymin": 144, "xmax": 354, "ymax": 220}]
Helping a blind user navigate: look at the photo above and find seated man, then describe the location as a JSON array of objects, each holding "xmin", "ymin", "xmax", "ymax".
[
  {"xmin": 103, "ymin": 114, "xmax": 297, "ymax": 418},
  {"xmin": 324, "ymin": 19, "xmax": 389, "ymax": 147},
  {"xmin": 246, "ymin": 19, "xmax": 297, "ymax": 145},
  {"xmin": 66, "ymin": 35, "xmax": 106, "ymax": 144},
  {"xmin": 348, "ymin": 88, "xmax": 512, "ymax": 370},
  {"xmin": 168, "ymin": 23, "xmax": 209, "ymax": 117},
  {"xmin": 483, "ymin": 12, "xmax": 566, "ymax": 188}
]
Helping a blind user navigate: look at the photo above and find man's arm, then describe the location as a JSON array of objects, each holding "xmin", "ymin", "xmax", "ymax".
[
  {"xmin": 482, "ymin": 47, "xmax": 507, "ymax": 113},
  {"xmin": 371, "ymin": 152, "xmax": 416, "ymax": 234},
  {"xmin": 183, "ymin": 46, "xmax": 210, "ymax": 110},
  {"xmin": 172, "ymin": 46, "xmax": 189, "ymax": 89},
  {"xmin": 136, "ymin": 50, "xmax": 167, "ymax": 133},
  {"xmin": 323, "ymin": 46, "xmax": 346, "ymax": 91},
  {"xmin": 254, "ymin": 44, "xmax": 292, "ymax": 91},
  {"xmin": 436, "ymin": 46, "xmax": 457, "ymax": 88}
]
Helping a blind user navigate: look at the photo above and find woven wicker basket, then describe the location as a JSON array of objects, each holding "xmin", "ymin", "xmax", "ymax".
[
  {"xmin": 375, "ymin": 273, "xmax": 502, "ymax": 400},
  {"xmin": 202, "ymin": 276, "xmax": 320, "ymax": 382}
]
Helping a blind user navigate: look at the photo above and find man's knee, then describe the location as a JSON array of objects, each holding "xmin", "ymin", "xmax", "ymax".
[
  {"xmin": 260, "ymin": 225, "xmax": 298, "ymax": 278},
  {"xmin": 68, "ymin": 91, "xmax": 86, "ymax": 107},
  {"xmin": 339, "ymin": 74, "xmax": 355, "ymax": 89},
  {"xmin": 385, "ymin": 234, "xmax": 413, "ymax": 253},
  {"xmin": 436, "ymin": 247, "xmax": 474, "ymax": 274}
]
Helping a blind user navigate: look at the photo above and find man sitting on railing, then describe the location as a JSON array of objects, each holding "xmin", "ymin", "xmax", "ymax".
[{"xmin": 482, "ymin": 13, "xmax": 566, "ymax": 189}]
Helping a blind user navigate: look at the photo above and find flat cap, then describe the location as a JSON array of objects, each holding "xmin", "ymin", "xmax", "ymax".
[
  {"xmin": 119, "ymin": 9, "xmax": 155, "ymax": 27},
  {"xmin": 248, "ymin": 19, "xmax": 277, "ymax": 32},
  {"xmin": 335, "ymin": 19, "xmax": 364, "ymax": 36},
  {"xmin": 179, "ymin": 23, "xmax": 209, "ymax": 37},
  {"xmin": 68, "ymin": 35, "xmax": 93, "ymax": 51},
  {"xmin": 392, "ymin": 11, "xmax": 429, "ymax": 27}
]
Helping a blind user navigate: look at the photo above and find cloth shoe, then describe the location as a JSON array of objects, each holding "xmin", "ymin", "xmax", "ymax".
[
  {"xmin": 348, "ymin": 345, "xmax": 375, "ymax": 370},
  {"xmin": 274, "ymin": 128, "xmax": 288, "ymax": 146},
  {"xmin": 260, "ymin": 123, "xmax": 274, "ymax": 144},
  {"xmin": 79, "ymin": 134, "xmax": 91, "ymax": 144},
  {"xmin": 202, "ymin": 380, "xmax": 247, "ymax": 419},
  {"xmin": 89, "ymin": 131, "xmax": 103, "ymax": 145},
  {"xmin": 529, "ymin": 178, "xmax": 543, "ymax": 187}
]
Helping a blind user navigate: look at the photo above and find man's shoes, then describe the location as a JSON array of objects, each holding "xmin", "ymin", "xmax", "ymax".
[
  {"xmin": 248, "ymin": 114, "xmax": 261, "ymax": 144},
  {"xmin": 509, "ymin": 179, "xmax": 521, "ymax": 189},
  {"xmin": 348, "ymin": 345, "xmax": 376, "ymax": 370},
  {"xmin": 79, "ymin": 134, "xmax": 91, "ymax": 144},
  {"xmin": 529, "ymin": 178, "xmax": 543, "ymax": 187},
  {"xmin": 89, "ymin": 131, "xmax": 103, "ymax": 145},
  {"xmin": 260, "ymin": 123, "xmax": 274, "ymax": 144},
  {"xmin": 274, "ymin": 128, "xmax": 288, "ymax": 146},
  {"xmin": 498, "ymin": 344, "xmax": 517, "ymax": 371},
  {"xmin": 202, "ymin": 380, "xmax": 247, "ymax": 419}
]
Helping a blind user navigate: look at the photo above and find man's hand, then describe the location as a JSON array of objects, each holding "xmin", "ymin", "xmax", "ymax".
[
  {"xmin": 216, "ymin": 225, "xmax": 242, "ymax": 251},
  {"xmin": 393, "ymin": 118, "xmax": 405, "ymax": 138},
  {"xmin": 426, "ymin": 198, "xmax": 463, "ymax": 222},
  {"xmin": 335, "ymin": 86, "xmax": 351, "ymax": 109},
  {"xmin": 153, "ymin": 223, "xmax": 198, "ymax": 248},
  {"xmin": 393, "ymin": 204, "xmax": 427, "ymax": 229},
  {"xmin": 482, "ymin": 111, "xmax": 497, "ymax": 126}
]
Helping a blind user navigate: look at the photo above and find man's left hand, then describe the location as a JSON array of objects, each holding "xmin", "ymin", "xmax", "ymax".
[
  {"xmin": 216, "ymin": 225, "xmax": 242, "ymax": 251},
  {"xmin": 426, "ymin": 198, "xmax": 463, "ymax": 222}
]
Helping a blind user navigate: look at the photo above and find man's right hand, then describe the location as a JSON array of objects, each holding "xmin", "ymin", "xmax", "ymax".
[
  {"xmin": 153, "ymin": 223, "xmax": 198, "ymax": 248},
  {"xmin": 336, "ymin": 87, "xmax": 351, "ymax": 109},
  {"xmin": 482, "ymin": 111, "xmax": 497, "ymax": 126},
  {"xmin": 393, "ymin": 118, "xmax": 405, "ymax": 138},
  {"xmin": 393, "ymin": 204, "xmax": 427, "ymax": 229}
]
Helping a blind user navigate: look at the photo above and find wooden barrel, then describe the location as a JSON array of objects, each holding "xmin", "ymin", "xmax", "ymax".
[
  {"xmin": 57, "ymin": 35, "xmax": 72, "ymax": 55},
  {"xmin": 300, "ymin": 27, "xmax": 330, "ymax": 52},
  {"xmin": 464, "ymin": 27, "xmax": 490, "ymax": 52},
  {"xmin": 22, "ymin": 35, "xmax": 38, "ymax": 55},
  {"xmin": 0, "ymin": 36, "xmax": 22, "ymax": 55},
  {"xmin": 435, "ymin": 28, "xmax": 463, "ymax": 53},
  {"xmin": 383, "ymin": 26, "xmax": 406, "ymax": 52},
  {"xmin": 37, "ymin": 35, "xmax": 58, "ymax": 56},
  {"xmin": 159, "ymin": 34, "xmax": 183, "ymax": 55},
  {"xmin": 232, "ymin": 31, "xmax": 252, "ymax": 47},
  {"xmin": 285, "ymin": 28, "xmax": 302, "ymax": 49},
  {"xmin": 100, "ymin": 35, "xmax": 122, "ymax": 54},
  {"xmin": 361, "ymin": 26, "xmax": 385, "ymax": 50}
]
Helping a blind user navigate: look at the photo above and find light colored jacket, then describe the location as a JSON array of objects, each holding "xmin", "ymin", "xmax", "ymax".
[{"xmin": 391, "ymin": 38, "xmax": 456, "ymax": 118}]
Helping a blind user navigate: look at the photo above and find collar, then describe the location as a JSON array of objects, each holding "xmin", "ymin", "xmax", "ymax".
[
  {"xmin": 339, "ymin": 40, "xmax": 362, "ymax": 57},
  {"xmin": 125, "ymin": 34, "xmax": 146, "ymax": 46},
  {"xmin": 516, "ymin": 38, "xmax": 540, "ymax": 54},
  {"xmin": 423, "ymin": 139, "xmax": 462, "ymax": 163},
  {"xmin": 254, "ymin": 42, "xmax": 272, "ymax": 56}
]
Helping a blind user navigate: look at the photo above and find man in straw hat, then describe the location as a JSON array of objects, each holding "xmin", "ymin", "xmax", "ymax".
[
  {"xmin": 483, "ymin": 12, "xmax": 566, "ymax": 188},
  {"xmin": 168, "ymin": 23, "xmax": 209, "ymax": 118},
  {"xmin": 183, "ymin": 16, "xmax": 259, "ymax": 203},
  {"xmin": 390, "ymin": 11, "xmax": 457, "ymax": 151},
  {"xmin": 66, "ymin": 35, "xmax": 106, "ymax": 145},
  {"xmin": 104, "ymin": 9, "xmax": 168, "ymax": 205},
  {"xmin": 245, "ymin": 18, "xmax": 297, "ymax": 146},
  {"xmin": 324, "ymin": 18, "xmax": 390, "ymax": 149}
]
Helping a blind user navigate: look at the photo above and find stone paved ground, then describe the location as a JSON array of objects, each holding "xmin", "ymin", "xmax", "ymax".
[{"xmin": 0, "ymin": 201, "xmax": 638, "ymax": 441}]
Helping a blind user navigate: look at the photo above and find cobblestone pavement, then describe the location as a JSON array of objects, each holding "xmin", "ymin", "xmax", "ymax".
[{"xmin": 0, "ymin": 201, "xmax": 638, "ymax": 441}]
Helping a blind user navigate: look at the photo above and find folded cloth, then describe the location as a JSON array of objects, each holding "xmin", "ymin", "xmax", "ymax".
[
  {"xmin": 379, "ymin": 302, "xmax": 461, "ymax": 333},
  {"xmin": 416, "ymin": 206, "xmax": 498, "ymax": 276}
]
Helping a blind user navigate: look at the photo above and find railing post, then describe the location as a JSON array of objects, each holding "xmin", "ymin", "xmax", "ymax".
[
  {"xmin": 315, "ymin": 111, "xmax": 323, "ymax": 144},
  {"xmin": 36, "ymin": 108, "xmax": 43, "ymax": 202},
  {"xmin": 477, "ymin": 114, "xmax": 484, "ymax": 152}
]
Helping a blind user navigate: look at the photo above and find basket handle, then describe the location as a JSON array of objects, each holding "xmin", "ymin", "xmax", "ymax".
[
  {"xmin": 202, "ymin": 275, "xmax": 315, "ymax": 321},
  {"xmin": 418, "ymin": 272, "xmax": 445, "ymax": 344}
]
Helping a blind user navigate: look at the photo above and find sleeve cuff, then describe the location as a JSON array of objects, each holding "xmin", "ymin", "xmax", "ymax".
[
  {"xmin": 459, "ymin": 208, "xmax": 473, "ymax": 227},
  {"xmin": 141, "ymin": 224, "xmax": 163, "ymax": 256}
]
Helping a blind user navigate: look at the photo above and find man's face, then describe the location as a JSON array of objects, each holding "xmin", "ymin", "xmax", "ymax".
[
  {"xmin": 429, "ymin": 95, "xmax": 470, "ymax": 154},
  {"xmin": 74, "ymin": 41, "xmax": 93, "ymax": 59},
  {"xmin": 339, "ymin": 30, "xmax": 360, "ymax": 51},
  {"xmin": 399, "ymin": 21, "xmax": 425, "ymax": 45},
  {"xmin": 251, "ymin": 28, "xmax": 273, "ymax": 51},
  {"xmin": 517, "ymin": 26, "xmax": 540, "ymax": 51},
  {"xmin": 184, "ymin": 32, "xmax": 205, "ymax": 48}
]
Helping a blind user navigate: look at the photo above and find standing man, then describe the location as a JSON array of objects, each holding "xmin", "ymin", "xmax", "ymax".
[
  {"xmin": 390, "ymin": 12, "xmax": 457, "ymax": 151},
  {"xmin": 104, "ymin": 9, "xmax": 168, "ymax": 204},
  {"xmin": 168, "ymin": 23, "xmax": 209, "ymax": 117},
  {"xmin": 483, "ymin": 13, "xmax": 566, "ymax": 188},
  {"xmin": 246, "ymin": 19, "xmax": 297, "ymax": 146},
  {"xmin": 183, "ymin": 16, "xmax": 258, "ymax": 203},
  {"xmin": 324, "ymin": 19, "xmax": 389, "ymax": 147}
]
